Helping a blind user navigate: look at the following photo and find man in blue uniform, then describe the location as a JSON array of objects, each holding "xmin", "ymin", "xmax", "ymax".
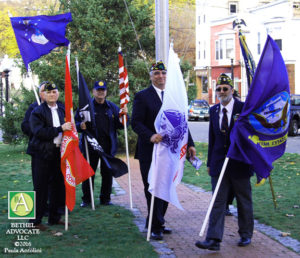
[
  {"xmin": 195, "ymin": 73, "xmax": 253, "ymax": 251},
  {"xmin": 76, "ymin": 80, "xmax": 127, "ymax": 207}
]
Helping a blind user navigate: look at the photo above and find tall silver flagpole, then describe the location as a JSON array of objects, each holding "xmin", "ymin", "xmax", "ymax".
[{"xmin": 147, "ymin": 0, "xmax": 170, "ymax": 242}]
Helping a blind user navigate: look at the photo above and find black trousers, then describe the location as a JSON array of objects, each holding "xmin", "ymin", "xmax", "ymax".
[
  {"xmin": 206, "ymin": 173, "xmax": 254, "ymax": 241},
  {"xmin": 139, "ymin": 160, "xmax": 168, "ymax": 233},
  {"xmin": 31, "ymin": 148, "xmax": 65, "ymax": 225},
  {"xmin": 81, "ymin": 152, "xmax": 112, "ymax": 203}
]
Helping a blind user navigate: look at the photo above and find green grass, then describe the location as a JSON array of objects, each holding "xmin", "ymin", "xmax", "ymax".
[
  {"xmin": 0, "ymin": 144, "xmax": 157, "ymax": 258},
  {"xmin": 183, "ymin": 142, "xmax": 300, "ymax": 241}
]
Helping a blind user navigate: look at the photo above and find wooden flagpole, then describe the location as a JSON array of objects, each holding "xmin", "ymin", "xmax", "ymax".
[
  {"xmin": 75, "ymin": 58, "xmax": 95, "ymax": 211},
  {"xmin": 199, "ymin": 157, "xmax": 229, "ymax": 237}
]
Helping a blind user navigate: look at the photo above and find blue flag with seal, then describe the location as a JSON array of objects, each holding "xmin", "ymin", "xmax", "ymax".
[
  {"xmin": 10, "ymin": 12, "xmax": 72, "ymax": 70},
  {"xmin": 227, "ymin": 35, "xmax": 290, "ymax": 180}
]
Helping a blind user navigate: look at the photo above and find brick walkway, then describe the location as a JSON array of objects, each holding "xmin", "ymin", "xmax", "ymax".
[{"xmin": 113, "ymin": 158, "xmax": 300, "ymax": 258}]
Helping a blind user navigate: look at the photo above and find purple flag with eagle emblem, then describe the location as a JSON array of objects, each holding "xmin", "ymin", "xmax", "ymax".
[
  {"xmin": 148, "ymin": 45, "xmax": 189, "ymax": 210},
  {"xmin": 10, "ymin": 13, "xmax": 72, "ymax": 70},
  {"xmin": 227, "ymin": 35, "xmax": 290, "ymax": 180}
]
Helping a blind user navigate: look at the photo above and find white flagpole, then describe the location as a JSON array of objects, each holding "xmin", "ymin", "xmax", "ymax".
[
  {"xmin": 75, "ymin": 58, "xmax": 95, "ymax": 211},
  {"xmin": 27, "ymin": 64, "xmax": 40, "ymax": 105},
  {"xmin": 123, "ymin": 113, "xmax": 133, "ymax": 209},
  {"xmin": 199, "ymin": 157, "xmax": 229, "ymax": 237},
  {"xmin": 147, "ymin": 194, "xmax": 155, "ymax": 241}
]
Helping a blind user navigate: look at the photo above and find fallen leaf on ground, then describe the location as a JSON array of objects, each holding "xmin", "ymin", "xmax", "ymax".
[
  {"xmin": 285, "ymin": 214, "xmax": 294, "ymax": 217},
  {"xmin": 280, "ymin": 232, "xmax": 291, "ymax": 237}
]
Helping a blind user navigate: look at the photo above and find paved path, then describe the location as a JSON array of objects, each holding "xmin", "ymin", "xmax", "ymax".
[{"xmin": 113, "ymin": 158, "xmax": 300, "ymax": 258}]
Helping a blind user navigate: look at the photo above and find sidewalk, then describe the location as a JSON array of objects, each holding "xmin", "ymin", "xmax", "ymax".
[{"xmin": 113, "ymin": 158, "xmax": 300, "ymax": 258}]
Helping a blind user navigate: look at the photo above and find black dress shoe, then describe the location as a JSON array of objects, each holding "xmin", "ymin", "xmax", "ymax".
[
  {"xmin": 238, "ymin": 237, "xmax": 251, "ymax": 247},
  {"xmin": 80, "ymin": 201, "xmax": 90, "ymax": 207},
  {"xmin": 100, "ymin": 201, "xmax": 113, "ymax": 206},
  {"xmin": 225, "ymin": 209, "xmax": 233, "ymax": 216},
  {"xmin": 150, "ymin": 231, "xmax": 163, "ymax": 240},
  {"xmin": 163, "ymin": 227, "xmax": 172, "ymax": 234},
  {"xmin": 195, "ymin": 239, "xmax": 220, "ymax": 251}
]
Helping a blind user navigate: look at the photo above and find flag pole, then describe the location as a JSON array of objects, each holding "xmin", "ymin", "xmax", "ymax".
[
  {"xmin": 199, "ymin": 157, "xmax": 229, "ymax": 237},
  {"xmin": 147, "ymin": 194, "xmax": 155, "ymax": 241},
  {"xmin": 268, "ymin": 175, "xmax": 277, "ymax": 209},
  {"xmin": 64, "ymin": 44, "xmax": 72, "ymax": 231},
  {"xmin": 75, "ymin": 58, "xmax": 95, "ymax": 211},
  {"xmin": 27, "ymin": 64, "xmax": 40, "ymax": 105},
  {"xmin": 123, "ymin": 113, "xmax": 133, "ymax": 209},
  {"xmin": 84, "ymin": 136, "xmax": 95, "ymax": 210}
]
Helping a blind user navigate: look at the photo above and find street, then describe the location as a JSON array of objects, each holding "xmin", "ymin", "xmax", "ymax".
[{"xmin": 188, "ymin": 121, "xmax": 300, "ymax": 154}]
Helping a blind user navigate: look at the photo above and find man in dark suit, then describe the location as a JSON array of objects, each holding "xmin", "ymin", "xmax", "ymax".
[
  {"xmin": 29, "ymin": 82, "xmax": 72, "ymax": 230},
  {"xmin": 195, "ymin": 73, "xmax": 253, "ymax": 251},
  {"xmin": 132, "ymin": 61, "xmax": 196, "ymax": 240}
]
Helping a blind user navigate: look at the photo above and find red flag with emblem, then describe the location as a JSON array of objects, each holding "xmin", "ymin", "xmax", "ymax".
[
  {"xmin": 61, "ymin": 55, "xmax": 94, "ymax": 211},
  {"xmin": 118, "ymin": 48, "xmax": 129, "ymax": 125}
]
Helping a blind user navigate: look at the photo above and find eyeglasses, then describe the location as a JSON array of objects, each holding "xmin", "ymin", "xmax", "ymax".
[
  {"xmin": 216, "ymin": 87, "xmax": 230, "ymax": 92},
  {"xmin": 153, "ymin": 71, "xmax": 167, "ymax": 76}
]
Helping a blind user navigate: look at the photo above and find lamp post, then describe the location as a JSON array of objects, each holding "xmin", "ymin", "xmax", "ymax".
[
  {"xmin": 230, "ymin": 57, "xmax": 234, "ymax": 86},
  {"xmin": 0, "ymin": 73, "xmax": 3, "ymax": 116},
  {"xmin": 3, "ymin": 69, "xmax": 10, "ymax": 102}
]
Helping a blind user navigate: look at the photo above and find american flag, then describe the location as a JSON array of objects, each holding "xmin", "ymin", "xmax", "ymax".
[{"xmin": 118, "ymin": 47, "xmax": 129, "ymax": 125}]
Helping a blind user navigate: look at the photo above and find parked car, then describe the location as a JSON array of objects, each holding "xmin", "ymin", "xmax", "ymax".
[
  {"xmin": 288, "ymin": 94, "xmax": 300, "ymax": 136},
  {"xmin": 188, "ymin": 99, "xmax": 210, "ymax": 121}
]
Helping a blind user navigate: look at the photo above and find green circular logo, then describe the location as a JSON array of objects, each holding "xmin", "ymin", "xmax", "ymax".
[{"xmin": 11, "ymin": 193, "xmax": 34, "ymax": 216}]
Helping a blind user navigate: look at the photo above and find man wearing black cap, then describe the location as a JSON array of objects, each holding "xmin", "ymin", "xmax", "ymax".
[
  {"xmin": 195, "ymin": 73, "xmax": 253, "ymax": 250},
  {"xmin": 29, "ymin": 82, "xmax": 72, "ymax": 230},
  {"xmin": 131, "ymin": 61, "xmax": 196, "ymax": 240},
  {"xmin": 76, "ymin": 80, "xmax": 127, "ymax": 207}
]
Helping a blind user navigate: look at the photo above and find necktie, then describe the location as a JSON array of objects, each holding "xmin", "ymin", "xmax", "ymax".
[
  {"xmin": 221, "ymin": 108, "xmax": 228, "ymax": 134},
  {"xmin": 161, "ymin": 91, "xmax": 164, "ymax": 102}
]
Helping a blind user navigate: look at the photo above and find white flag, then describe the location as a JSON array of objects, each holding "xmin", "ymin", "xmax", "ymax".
[{"xmin": 148, "ymin": 45, "xmax": 189, "ymax": 210}]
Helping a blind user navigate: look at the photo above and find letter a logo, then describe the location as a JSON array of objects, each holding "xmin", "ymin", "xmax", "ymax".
[{"xmin": 8, "ymin": 191, "xmax": 35, "ymax": 219}]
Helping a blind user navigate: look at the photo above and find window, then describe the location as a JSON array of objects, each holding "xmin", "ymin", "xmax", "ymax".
[
  {"xmin": 220, "ymin": 39, "xmax": 223, "ymax": 59},
  {"xmin": 229, "ymin": 3, "xmax": 237, "ymax": 14},
  {"xmin": 257, "ymin": 32, "xmax": 261, "ymax": 54},
  {"xmin": 203, "ymin": 14, "xmax": 206, "ymax": 23},
  {"xmin": 198, "ymin": 16, "xmax": 201, "ymax": 25},
  {"xmin": 275, "ymin": 39, "xmax": 282, "ymax": 50},
  {"xmin": 226, "ymin": 39, "xmax": 234, "ymax": 59},
  {"xmin": 216, "ymin": 41, "xmax": 219, "ymax": 60},
  {"xmin": 203, "ymin": 41, "xmax": 206, "ymax": 59},
  {"xmin": 198, "ymin": 41, "xmax": 201, "ymax": 59}
]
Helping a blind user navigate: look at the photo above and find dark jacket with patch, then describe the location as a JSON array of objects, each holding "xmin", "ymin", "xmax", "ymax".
[
  {"xmin": 207, "ymin": 99, "xmax": 252, "ymax": 178},
  {"xmin": 75, "ymin": 98, "xmax": 125, "ymax": 157},
  {"xmin": 29, "ymin": 102, "xmax": 65, "ymax": 160},
  {"xmin": 131, "ymin": 85, "xmax": 194, "ymax": 162}
]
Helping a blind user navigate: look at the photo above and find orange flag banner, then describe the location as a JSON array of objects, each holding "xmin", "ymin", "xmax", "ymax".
[{"xmin": 61, "ymin": 55, "xmax": 94, "ymax": 211}]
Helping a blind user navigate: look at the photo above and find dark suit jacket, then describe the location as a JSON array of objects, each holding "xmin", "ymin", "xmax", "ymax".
[
  {"xmin": 131, "ymin": 85, "xmax": 194, "ymax": 162},
  {"xmin": 207, "ymin": 98, "xmax": 252, "ymax": 178}
]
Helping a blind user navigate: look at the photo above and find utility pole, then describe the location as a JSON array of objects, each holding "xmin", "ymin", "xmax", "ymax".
[{"xmin": 155, "ymin": 0, "xmax": 169, "ymax": 64}]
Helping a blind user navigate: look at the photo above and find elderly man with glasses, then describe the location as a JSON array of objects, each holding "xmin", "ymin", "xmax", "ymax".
[{"xmin": 195, "ymin": 73, "xmax": 254, "ymax": 251}]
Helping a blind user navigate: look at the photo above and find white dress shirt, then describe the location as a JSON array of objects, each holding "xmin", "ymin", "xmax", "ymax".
[
  {"xmin": 48, "ymin": 104, "xmax": 62, "ymax": 145},
  {"xmin": 152, "ymin": 84, "xmax": 164, "ymax": 102},
  {"xmin": 219, "ymin": 97, "xmax": 235, "ymax": 129}
]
